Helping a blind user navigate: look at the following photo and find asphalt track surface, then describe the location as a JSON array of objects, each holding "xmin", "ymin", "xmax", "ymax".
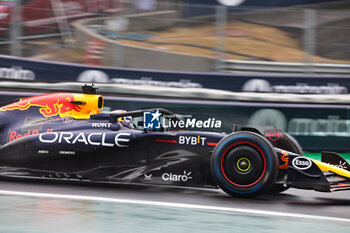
[{"xmin": 0, "ymin": 179, "xmax": 349, "ymax": 220}]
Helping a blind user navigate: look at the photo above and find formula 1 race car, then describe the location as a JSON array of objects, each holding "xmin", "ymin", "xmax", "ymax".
[{"xmin": 0, "ymin": 85, "xmax": 350, "ymax": 197}]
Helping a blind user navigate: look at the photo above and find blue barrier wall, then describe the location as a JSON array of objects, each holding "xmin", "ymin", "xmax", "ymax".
[
  {"xmin": 183, "ymin": 0, "xmax": 342, "ymax": 17},
  {"xmin": 186, "ymin": 0, "xmax": 341, "ymax": 7},
  {"xmin": 1, "ymin": 56, "xmax": 350, "ymax": 94}
]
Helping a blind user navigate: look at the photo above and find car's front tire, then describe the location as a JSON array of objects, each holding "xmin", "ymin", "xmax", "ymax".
[{"xmin": 211, "ymin": 131, "xmax": 279, "ymax": 197}]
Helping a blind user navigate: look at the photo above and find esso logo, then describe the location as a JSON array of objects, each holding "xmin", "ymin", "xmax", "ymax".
[{"xmin": 292, "ymin": 157, "xmax": 312, "ymax": 170}]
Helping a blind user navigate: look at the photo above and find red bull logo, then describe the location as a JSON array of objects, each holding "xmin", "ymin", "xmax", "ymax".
[
  {"xmin": 8, "ymin": 128, "xmax": 53, "ymax": 142},
  {"xmin": 0, "ymin": 93, "xmax": 81, "ymax": 118}
]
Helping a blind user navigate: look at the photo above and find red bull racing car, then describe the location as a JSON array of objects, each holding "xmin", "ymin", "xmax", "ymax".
[{"xmin": 0, "ymin": 85, "xmax": 350, "ymax": 197}]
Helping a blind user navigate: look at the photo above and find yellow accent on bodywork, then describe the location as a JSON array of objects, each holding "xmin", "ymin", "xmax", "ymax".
[
  {"xmin": 311, "ymin": 159, "xmax": 350, "ymax": 178},
  {"xmin": 70, "ymin": 94, "xmax": 103, "ymax": 119}
]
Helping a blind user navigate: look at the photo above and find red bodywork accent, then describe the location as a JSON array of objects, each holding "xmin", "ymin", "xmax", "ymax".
[
  {"xmin": 279, "ymin": 150, "xmax": 289, "ymax": 169},
  {"xmin": 155, "ymin": 139, "xmax": 177, "ymax": 143},
  {"xmin": 207, "ymin": 142, "xmax": 218, "ymax": 146},
  {"xmin": 0, "ymin": 93, "xmax": 81, "ymax": 117}
]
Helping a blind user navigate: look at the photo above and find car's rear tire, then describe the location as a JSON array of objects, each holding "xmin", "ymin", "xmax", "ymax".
[
  {"xmin": 263, "ymin": 128, "xmax": 303, "ymax": 193},
  {"xmin": 211, "ymin": 131, "xmax": 279, "ymax": 197}
]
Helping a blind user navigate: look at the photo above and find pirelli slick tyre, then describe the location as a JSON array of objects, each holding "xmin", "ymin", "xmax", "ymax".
[
  {"xmin": 263, "ymin": 128, "xmax": 303, "ymax": 194},
  {"xmin": 211, "ymin": 131, "xmax": 279, "ymax": 198}
]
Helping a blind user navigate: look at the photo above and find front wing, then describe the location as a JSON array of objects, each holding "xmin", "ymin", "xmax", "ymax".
[{"xmin": 286, "ymin": 152, "xmax": 350, "ymax": 192}]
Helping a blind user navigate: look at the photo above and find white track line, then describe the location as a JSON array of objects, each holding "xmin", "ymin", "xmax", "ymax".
[{"xmin": 0, "ymin": 189, "xmax": 349, "ymax": 223}]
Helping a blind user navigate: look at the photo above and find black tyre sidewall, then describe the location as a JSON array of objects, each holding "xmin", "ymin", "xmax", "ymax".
[{"xmin": 211, "ymin": 132, "xmax": 279, "ymax": 197}]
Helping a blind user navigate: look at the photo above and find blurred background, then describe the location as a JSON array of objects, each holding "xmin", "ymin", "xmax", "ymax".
[{"xmin": 0, "ymin": 0, "xmax": 349, "ymax": 72}]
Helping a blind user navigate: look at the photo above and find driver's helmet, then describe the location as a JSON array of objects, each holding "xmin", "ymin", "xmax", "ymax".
[{"xmin": 114, "ymin": 110, "xmax": 134, "ymax": 129}]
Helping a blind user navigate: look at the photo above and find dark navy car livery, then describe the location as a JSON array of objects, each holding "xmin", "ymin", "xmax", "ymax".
[{"xmin": 0, "ymin": 85, "xmax": 350, "ymax": 197}]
